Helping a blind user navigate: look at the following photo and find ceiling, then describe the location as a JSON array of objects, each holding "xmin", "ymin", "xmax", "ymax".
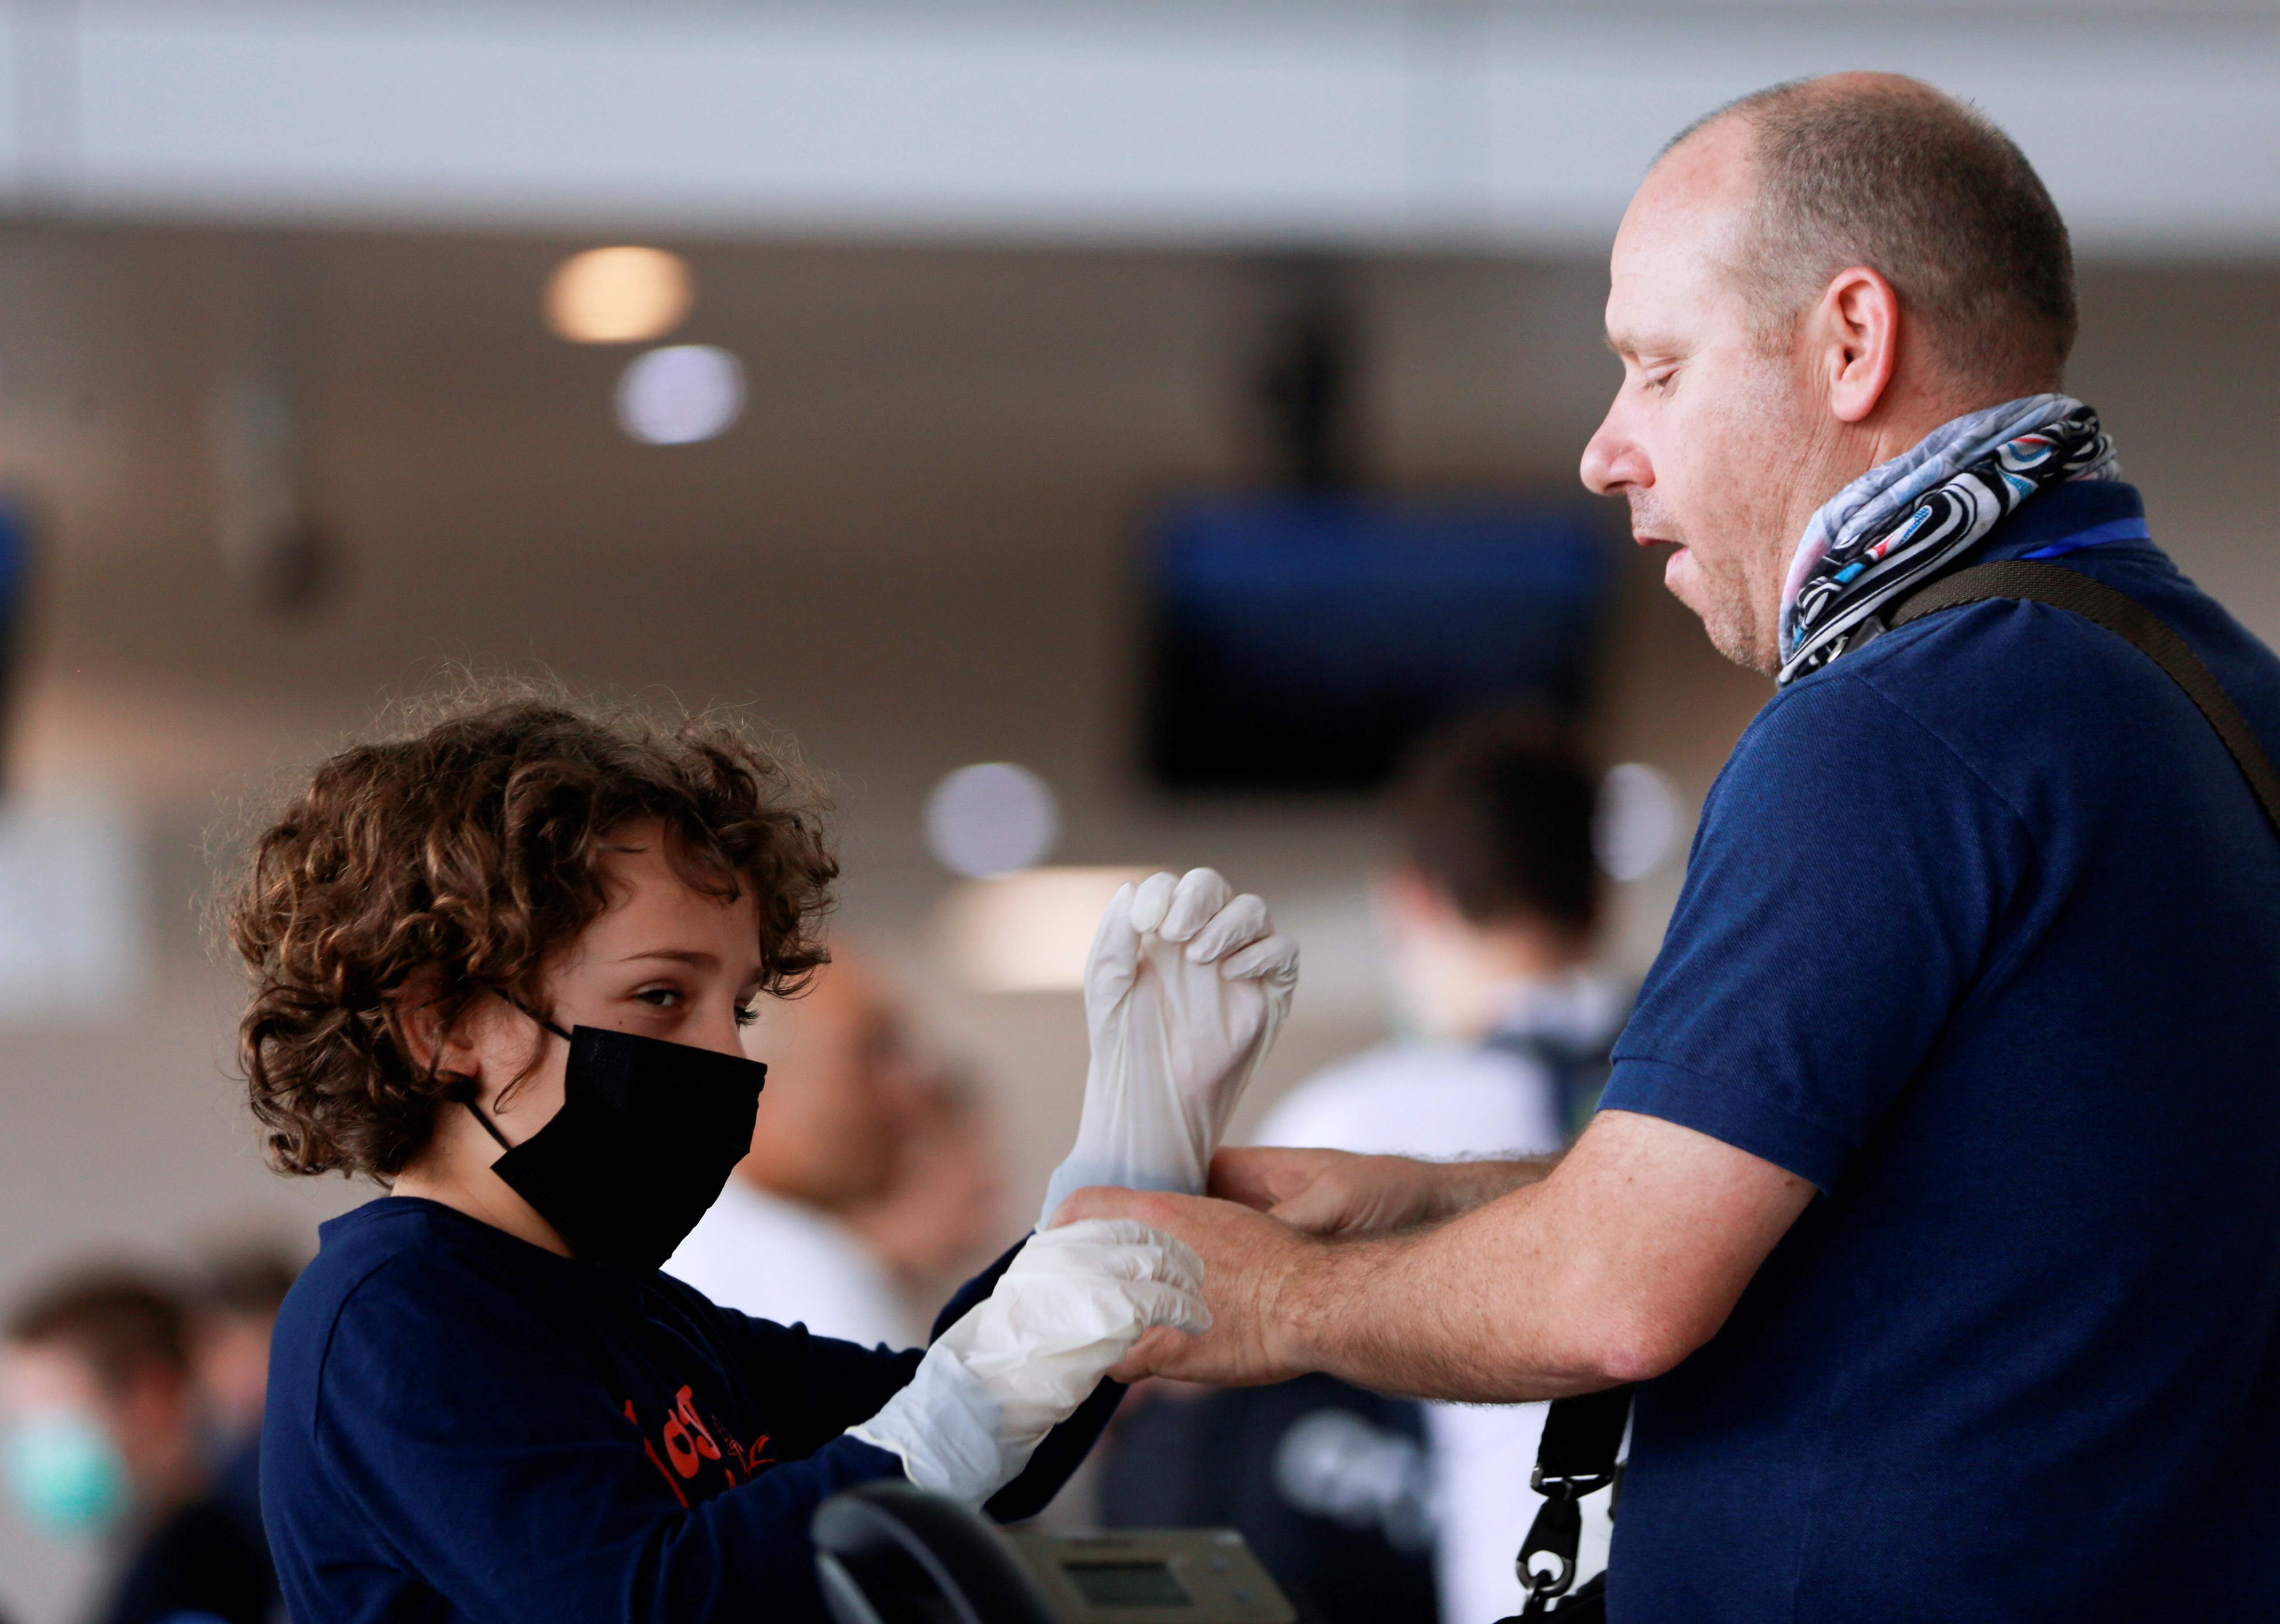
[{"xmin": 5, "ymin": 2, "xmax": 2280, "ymax": 256}]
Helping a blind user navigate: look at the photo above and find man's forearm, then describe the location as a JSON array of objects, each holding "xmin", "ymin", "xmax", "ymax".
[
  {"xmin": 1278, "ymin": 1179, "xmax": 1619, "ymax": 1403},
  {"xmin": 1263, "ymin": 1115, "xmax": 1812, "ymax": 1403},
  {"xmin": 1076, "ymin": 1113, "xmax": 1814, "ymax": 1398}
]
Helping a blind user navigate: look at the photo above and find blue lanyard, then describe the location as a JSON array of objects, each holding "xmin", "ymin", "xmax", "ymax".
[{"xmin": 2018, "ymin": 515, "xmax": 2151, "ymax": 560}]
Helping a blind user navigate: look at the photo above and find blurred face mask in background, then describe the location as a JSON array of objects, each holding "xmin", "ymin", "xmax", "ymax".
[{"xmin": 4, "ymin": 1407, "xmax": 128, "ymax": 1534}]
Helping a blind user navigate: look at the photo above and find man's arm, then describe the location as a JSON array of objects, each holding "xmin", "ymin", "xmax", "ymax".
[{"xmin": 1059, "ymin": 1109, "xmax": 1813, "ymax": 1401}]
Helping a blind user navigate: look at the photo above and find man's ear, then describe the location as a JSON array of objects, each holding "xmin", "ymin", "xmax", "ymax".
[{"xmin": 1814, "ymin": 265, "xmax": 1901, "ymax": 425}]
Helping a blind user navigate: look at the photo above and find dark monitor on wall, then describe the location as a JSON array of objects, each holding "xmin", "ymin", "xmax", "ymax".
[
  {"xmin": 1143, "ymin": 491, "xmax": 1615, "ymax": 794},
  {"xmin": 0, "ymin": 496, "xmax": 33, "ymax": 778}
]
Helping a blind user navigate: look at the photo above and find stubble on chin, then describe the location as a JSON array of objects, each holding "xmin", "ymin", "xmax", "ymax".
[
  {"xmin": 1697, "ymin": 572, "xmax": 1776, "ymax": 674},
  {"xmin": 1648, "ymin": 511, "xmax": 1776, "ymax": 676}
]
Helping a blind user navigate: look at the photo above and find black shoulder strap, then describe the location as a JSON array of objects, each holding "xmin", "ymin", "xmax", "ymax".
[
  {"xmin": 1505, "ymin": 558, "xmax": 2280, "ymax": 1620},
  {"xmin": 1508, "ymin": 1383, "xmax": 1628, "ymax": 1617},
  {"xmin": 1888, "ymin": 559, "xmax": 2280, "ymax": 837}
]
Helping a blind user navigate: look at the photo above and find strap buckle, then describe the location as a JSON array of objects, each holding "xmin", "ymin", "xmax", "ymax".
[
  {"xmin": 1528, "ymin": 1464, "xmax": 1616, "ymax": 1499},
  {"xmin": 1516, "ymin": 1480, "xmax": 1584, "ymax": 1613},
  {"xmin": 1516, "ymin": 1465, "xmax": 1621, "ymax": 1615}
]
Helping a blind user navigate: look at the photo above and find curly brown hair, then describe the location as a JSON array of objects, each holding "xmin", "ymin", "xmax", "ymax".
[{"xmin": 228, "ymin": 688, "xmax": 837, "ymax": 1182}]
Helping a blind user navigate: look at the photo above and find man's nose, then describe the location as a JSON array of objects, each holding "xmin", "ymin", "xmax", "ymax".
[{"xmin": 1579, "ymin": 408, "xmax": 1646, "ymax": 496}]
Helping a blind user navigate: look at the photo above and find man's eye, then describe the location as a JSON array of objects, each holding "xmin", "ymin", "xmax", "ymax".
[{"xmin": 636, "ymin": 987, "xmax": 682, "ymax": 1008}]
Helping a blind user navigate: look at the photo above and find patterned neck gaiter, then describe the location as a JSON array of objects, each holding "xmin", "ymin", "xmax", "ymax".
[{"xmin": 1776, "ymin": 394, "xmax": 2119, "ymax": 687}]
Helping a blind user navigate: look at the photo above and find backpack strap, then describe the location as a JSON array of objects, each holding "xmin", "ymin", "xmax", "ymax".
[
  {"xmin": 1887, "ymin": 559, "xmax": 2280, "ymax": 837},
  {"xmin": 1482, "ymin": 1029, "xmax": 1616, "ymax": 1148}
]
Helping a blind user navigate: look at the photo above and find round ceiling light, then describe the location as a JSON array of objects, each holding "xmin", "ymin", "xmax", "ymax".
[
  {"xmin": 615, "ymin": 345, "xmax": 745, "ymax": 445},
  {"xmin": 545, "ymin": 246, "xmax": 694, "ymax": 343},
  {"xmin": 1594, "ymin": 762, "xmax": 1684, "ymax": 882},
  {"xmin": 925, "ymin": 763, "xmax": 1061, "ymax": 879}
]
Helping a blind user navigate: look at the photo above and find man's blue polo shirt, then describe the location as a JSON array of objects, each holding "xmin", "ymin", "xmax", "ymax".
[{"xmin": 1600, "ymin": 480, "xmax": 2280, "ymax": 1620}]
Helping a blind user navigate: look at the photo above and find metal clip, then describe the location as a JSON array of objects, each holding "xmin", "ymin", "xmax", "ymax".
[{"xmin": 1516, "ymin": 1481, "xmax": 1583, "ymax": 1615}]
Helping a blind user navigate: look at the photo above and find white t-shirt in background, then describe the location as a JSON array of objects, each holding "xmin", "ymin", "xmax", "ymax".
[
  {"xmin": 1252, "ymin": 969, "xmax": 1626, "ymax": 1624},
  {"xmin": 666, "ymin": 1178, "xmax": 920, "ymax": 1352}
]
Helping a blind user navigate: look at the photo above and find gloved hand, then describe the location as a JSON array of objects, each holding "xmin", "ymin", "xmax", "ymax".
[
  {"xmin": 1040, "ymin": 868, "xmax": 1300, "ymax": 1226},
  {"xmin": 847, "ymin": 1219, "xmax": 1208, "ymax": 1504}
]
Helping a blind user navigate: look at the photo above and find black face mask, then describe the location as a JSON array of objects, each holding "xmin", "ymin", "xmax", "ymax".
[{"xmin": 460, "ymin": 1016, "xmax": 766, "ymax": 1273}]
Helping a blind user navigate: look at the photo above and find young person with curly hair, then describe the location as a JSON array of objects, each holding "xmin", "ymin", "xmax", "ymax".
[{"xmin": 233, "ymin": 691, "xmax": 1297, "ymax": 1624}]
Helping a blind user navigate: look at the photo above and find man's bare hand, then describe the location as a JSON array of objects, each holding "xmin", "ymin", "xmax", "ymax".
[
  {"xmin": 1210, "ymin": 1146, "xmax": 1549, "ymax": 1236},
  {"xmin": 1049, "ymin": 1186, "xmax": 1320, "ymax": 1387},
  {"xmin": 1207, "ymin": 1146, "xmax": 1440, "ymax": 1235}
]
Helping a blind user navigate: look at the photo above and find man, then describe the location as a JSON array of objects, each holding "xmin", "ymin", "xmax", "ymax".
[
  {"xmin": 1064, "ymin": 73, "xmax": 2280, "ymax": 1619},
  {"xmin": 1101, "ymin": 710, "xmax": 1628, "ymax": 1624},
  {"xmin": 3, "ymin": 1270, "xmax": 274, "ymax": 1624},
  {"xmin": 667, "ymin": 950, "xmax": 998, "ymax": 1348}
]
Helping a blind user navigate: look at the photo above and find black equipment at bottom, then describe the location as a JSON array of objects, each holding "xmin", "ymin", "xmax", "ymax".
[
  {"xmin": 814, "ymin": 1481, "xmax": 1297, "ymax": 1624},
  {"xmin": 1096, "ymin": 1372, "xmax": 1436, "ymax": 1624},
  {"xmin": 1495, "ymin": 559, "xmax": 2280, "ymax": 1623}
]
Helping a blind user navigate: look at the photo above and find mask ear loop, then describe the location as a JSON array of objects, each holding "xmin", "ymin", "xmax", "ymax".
[
  {"xmin": 442, "ymin": 997, "xmax": 577, "ymax": 1155},
  {"xmin": 498, "ymin": 991, "xmax": 575, "ymax": 1045},
  {"xmin": 446, "ymin": 1076, "xmax": 518, "ymax": 1155}
]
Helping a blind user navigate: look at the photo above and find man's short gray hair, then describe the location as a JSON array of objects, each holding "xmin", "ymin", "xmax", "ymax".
[{"xmin": 1671, "ymin": 76, "xmax": 2077, "ymax": 392}]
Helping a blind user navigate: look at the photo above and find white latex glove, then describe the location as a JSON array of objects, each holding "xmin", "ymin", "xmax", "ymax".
[
  {"xmin": 1040, "ymin": 868, "xmax": 1300, "ymax": 1225},
  {"xmin": 847, "ymin": 1219, "xmax": 1208, "ymax": 1504}
]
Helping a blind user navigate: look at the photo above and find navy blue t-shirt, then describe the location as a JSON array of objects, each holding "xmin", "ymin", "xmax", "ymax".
[
  {"xmin": 263, "ymin": 1197, "xmax": 1115, "ymax": 1624},
  {"xmin": 1600, "ymin": 481, "xmax": 2280, "ymax": 1620}
]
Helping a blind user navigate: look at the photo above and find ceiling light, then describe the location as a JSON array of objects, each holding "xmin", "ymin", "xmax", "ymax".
[
  {"xmin": 1595, "ymin": 762, "xmax": 1684, "ymax": 881},
  {"xmin": 924, "ymin": 763, "xmax": 1060, "ymax": 879},
  {"xmin": 615, "ymin": 345, "xmax": 744, "ymax": 445},
  {"xmin": 546, "ymin": 246, "xmax": 694, "ymax": 344},
  {"xmin": 939, "ymin": 867, "xmax": 1154, "ymax": 993}
]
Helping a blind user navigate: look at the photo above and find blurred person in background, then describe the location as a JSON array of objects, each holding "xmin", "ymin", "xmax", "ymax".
[
  {"xmin": 186, "ymin": 1247, "xmax": 296, "ymax": 1622},
  {"xmin": 841, "ymin": 1066, "xmax": 1004, "ymax": 1314},
  {"xmin": 3, "ymin": 1270, "xmax": 274, "ymax": 1624},
  {"xmin": 666, "ymin": 951, "xmax": 1002, "ymax": 1347},
  {"xmin": 1261, "ymin": 709, "xmax": 1625, "ymax": 1624},
  {"xmin": 1096, "ymin": 710, "xmax": 1625, "ymax": 1624}
]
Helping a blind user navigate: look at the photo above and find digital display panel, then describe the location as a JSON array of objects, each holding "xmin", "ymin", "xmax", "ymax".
[
  {"xmin": 1064, "ymin": 1560, "xmax": 1193, "ymax": 1607},
  {"xmin": 1143, "ymin": 491, "xmax": 1614, "ymax": 793}
]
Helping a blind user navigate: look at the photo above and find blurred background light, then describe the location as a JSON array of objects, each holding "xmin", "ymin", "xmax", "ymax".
[
  {"xmin": 939, "ymin": 866, "xmax": 1150, "ymax": 992},
  {"xmin": 1595, "ymin": 763, "xmax": 1684, "ymax": 883},
  {"xmin": 614, "ymin": 344, "xmax": 744, "ymax": 445},
  {"xmin": 925, "ymin": 762, "xmax": 1060, "ymax": 879},
  {"xmin": 545, "ymin": 246, "xmax": 694, "ymax": 343}
]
